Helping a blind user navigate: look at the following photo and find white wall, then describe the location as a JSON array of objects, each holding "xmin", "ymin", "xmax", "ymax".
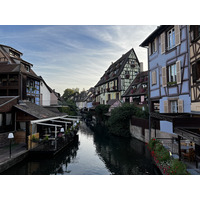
[{"xmin": 40, "ymin": 81, "xmax": 51, "ymax": 106}]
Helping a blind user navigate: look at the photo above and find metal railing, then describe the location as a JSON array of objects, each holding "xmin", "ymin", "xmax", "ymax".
[{"xmin": 156, "ymin": 138, "xmax": 179, "ymax": 154}]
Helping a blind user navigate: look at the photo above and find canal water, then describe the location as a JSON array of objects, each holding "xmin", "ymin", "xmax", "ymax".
[{"xmin": 1, "ymin": 122, "xmax": 159, "ymax": 175}]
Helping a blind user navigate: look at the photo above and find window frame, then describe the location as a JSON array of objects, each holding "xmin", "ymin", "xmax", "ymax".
[
  {"xmin": 167, "ymin": 63, "xmax": 177, "ymax": 85},
  {"xmin": 167, "ymin": 27, "xmax": 175, "ymax": 50},
  {"xmin": 170, "ymin": 100, "xmax": 178, "ymax": 113}
]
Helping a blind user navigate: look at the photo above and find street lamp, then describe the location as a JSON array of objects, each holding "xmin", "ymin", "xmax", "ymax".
[
  {"xmin": 8, "ymin": 132, "xmax": 14, "ymax": 158},
  {"xmin": 60, "ymin": 128, "xmax": 64, "ymax": 133}
]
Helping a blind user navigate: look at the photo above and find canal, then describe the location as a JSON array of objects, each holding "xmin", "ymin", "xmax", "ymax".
[{"xmin": 1, "ymin": 122, "xmax": 159, "ymax": 175}]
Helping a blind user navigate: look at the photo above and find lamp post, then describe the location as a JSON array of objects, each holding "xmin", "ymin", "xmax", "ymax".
[{"xmin": 8, "ymin": 133, "xmax": 14, "ymax": 158}]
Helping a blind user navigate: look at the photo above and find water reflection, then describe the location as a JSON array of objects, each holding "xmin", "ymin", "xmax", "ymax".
[
  {"xmin": 2, "ymin": 122, "xmax": 159, "ymax": 175},
  {"xmin": 92, "ymin": 125, "xmax": 156, "ymax": 175}
]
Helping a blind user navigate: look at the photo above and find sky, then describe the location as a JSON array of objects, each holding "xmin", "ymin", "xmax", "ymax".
[{"xmin": 0, "ymin": 25, "xmax": 157, "ymax": 95}]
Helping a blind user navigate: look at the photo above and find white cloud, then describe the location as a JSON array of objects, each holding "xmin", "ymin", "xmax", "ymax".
[{"xmin": 0, "ymin": 25, "xmax": 157, "ymax": 94}]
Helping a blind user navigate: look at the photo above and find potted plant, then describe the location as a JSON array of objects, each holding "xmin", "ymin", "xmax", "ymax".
[
  {"xmin": 167, "ymin": 81, "xmax": 177, "ymax": 87},
  {"xmin": 32, "ymin": 135, "xmax": 39, "ymax": 143}
]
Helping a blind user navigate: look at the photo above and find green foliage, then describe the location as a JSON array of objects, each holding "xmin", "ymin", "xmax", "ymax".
[
  {"xmin": 62, "ymin": 88, "xmax": 77, "ymax": 100},
  {"xmin": 59, "ymin": 99, "xmax": 78, "ymax": 115},
  {"xmin": 148, "ymin": 138, "xmax": 161, "ymax": 151},
  {"xmin": 43, "ymin": 136, "xmax": 49, "ymax": 141},
  {"xmin": 148, "ymin": 138, "xmax": 189, "ymax": 175},
  {"xmin": 106, "ymin": 103, "xmax": 149, "ymax": 137},
  {"xmin": 107, "ymin": 103, "xmax": 135, "ymax": 137},
  {"xmin": 32, "ymin": 135, "xmax": 39, "ymax": 142},
  {"xmin": 168, "ymin": 159, "xmax": 189, "ymax": 175},
  {"xmin": 95, "ymin": 104, "xmax": 110, "ymax": 123}
]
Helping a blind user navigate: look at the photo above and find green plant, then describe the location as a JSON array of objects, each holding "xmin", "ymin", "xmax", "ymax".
[
  {"xmin": 32, "ymin": 135, "xmax": 39, "ymax": 142},
  {"xmin": 95, "ymin": 104, "xmax": 110, "ymax": 124},
  {"xmin": 168, "ymin": 159, "xmax": 189, "ymax": 175},
  {"xmin": 167, "ymin": 81, "xmax": 177, "ymax": 86},
  {"xmin": 148, "ymin": 138, "xmax": 160, "ymax": 151},
  {"xmin": 43, "ymin": 136, "xmax": 49, "ymax": 141}
]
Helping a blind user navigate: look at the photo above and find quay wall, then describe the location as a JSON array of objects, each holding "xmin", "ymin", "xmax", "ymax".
[
  {"xmin": 0, "ymin": 150, "xmax": 29, "ymax": 173},
  {"xmin": 130, "ymin": 116, "xmax": 174, "ymax": 143}
]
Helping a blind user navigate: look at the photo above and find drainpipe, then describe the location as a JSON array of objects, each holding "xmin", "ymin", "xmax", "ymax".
[{"xmin": 148, "ymin": 47, "xmax": 151, "ymax": 142}]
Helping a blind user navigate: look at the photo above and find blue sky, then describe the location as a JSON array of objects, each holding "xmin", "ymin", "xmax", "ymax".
[{"xmin": 0, "ymin": 25, "xmax": 157, "ymax": 94}]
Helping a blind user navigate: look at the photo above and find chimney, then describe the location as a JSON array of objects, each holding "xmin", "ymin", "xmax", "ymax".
[{"xmin": 140, "ymin": 62, "xmax": 143, "ymax": 72}]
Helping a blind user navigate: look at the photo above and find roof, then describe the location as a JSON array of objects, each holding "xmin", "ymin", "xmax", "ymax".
[
  {"xmin": 0, "ymin": 96, "xmax": 18, "ymax": 107},
  {"xmin": 0, "ymin": 44, "xmax": 23, "ymax": 55},
  {"xmin": 0, "ymin": 64, "xmax": 20, "ymax": 73},
  {"xmin": 140, "ymin": 25, "xmax": 168, "ymax": 47},
  {"xmin": 122, "ymin": 71, "xmax": 148, "ymax": 97},
  {"xmin": 14, "ymin": 101, "xmax": 65, "ymax": 119},
  {"xmin": 0, "ymin": 63, "xmax": 40, "ymax": 80},
  {"xmin": 95, "ymin": 48, "xmax": 139, "ymax": 87},
  {"xmin": 107, "ymin": 99, "xmax": 118, "ymax": 106}
]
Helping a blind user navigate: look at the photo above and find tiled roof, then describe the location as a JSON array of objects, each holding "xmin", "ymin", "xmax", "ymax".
[
  {"xmin": 122, "ymin": 71, "xmax": 148, "ymax": 97},
  {"xmin": 14, "ymin": 102, "xmax": 65, "ymax": 119},
  {"xmin": 95, "ymin": 49, "xmax": 134, "ymax": 87},
  {"xmin": 0, "ymin": 64, "xmax": 20, "ymax": 73},
  {"xmin": 107, "ymin": 99, "xmax": 118, "ymax": 106},
  {"xmin": 140, "ymin": 25, "xmax": 167, "ymax": 47},
  {"xmin": 0, "ymin": 96, "xmax": 18, "ymax": 107}
]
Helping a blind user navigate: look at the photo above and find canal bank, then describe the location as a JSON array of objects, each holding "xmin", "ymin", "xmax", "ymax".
[
  {"xmin": 1, "ymin": 122, "xmax": 160, "ymax": 175},
  {"xmin": 0, "ymin": 144, "xmax": 29, "ymax": 173}
]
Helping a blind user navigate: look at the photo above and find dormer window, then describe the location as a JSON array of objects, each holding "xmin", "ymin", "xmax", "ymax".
[{"xmin": 25, "ymin": 65, "xmax": 30, "ymax": 72}]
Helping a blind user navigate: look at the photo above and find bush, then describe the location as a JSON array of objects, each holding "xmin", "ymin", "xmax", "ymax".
[
  {"xmin": 95, "ymin": 104, "xmax": 110, "ymax": 124},
  {"xmin": 107, "ymin": 103, "xmax": 137, "ymax": 137},
  {"xmin": 148, "ymin": 138, "xmax": 189, "ymax": 175},
  {"xmin": 168, "ymin": 159, "xmax": 189, "ymax": 175}
]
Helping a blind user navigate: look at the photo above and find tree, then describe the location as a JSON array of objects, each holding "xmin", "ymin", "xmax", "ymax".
[
  {"xmin": 107, "ymin": 103, "xmax": 136, "ymax": 137},
  {"xmin": 107, "ymin": 103, "xmax": 149, "ymax": 137},
  {"xmin": 95, "ymin": 104, "xmax": 110, "ymax": 124},
  {"xmin": 62, "ymin": 88, "xmax": 77, "ymax": 101},
  {"xmin": 61, "ymin": 88, "xmax": 79, "ymax": 115}
]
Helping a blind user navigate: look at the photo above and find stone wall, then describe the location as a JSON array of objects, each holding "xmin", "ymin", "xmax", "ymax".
[{"xmin": 130, "ymin": 121, "xmax": 174, "ymax": 144}]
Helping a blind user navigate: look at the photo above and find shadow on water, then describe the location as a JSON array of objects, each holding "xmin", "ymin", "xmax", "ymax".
[
  {"xmin": 1, "ymin": 137, "xmax": 80, "ymax": 175},
  {"xmin": 92, "ymin": 124, "xmax": 160, "ymax": 175},
  {"xmin": 1, "ymin": 122, "xmax": 161, "ymax": 175}
]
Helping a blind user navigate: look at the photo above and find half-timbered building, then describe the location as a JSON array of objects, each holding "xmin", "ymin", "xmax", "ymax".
[
  {"xmin": 140, "ymin": 25, "xmax": 191, "ymax": 142},
  {"xmin": 0, "ymin": 44, "xmax": 41, "ymax": 105},
  {"xmin": 94, "ymin": 48, "xmax": 141, "ymax": 104},
  {"xmin": 122, "ymin": 71, "xmax": 148, "ymax": 108}
]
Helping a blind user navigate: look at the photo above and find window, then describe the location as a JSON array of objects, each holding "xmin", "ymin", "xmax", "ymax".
[
  {"xmin": 116, "ymin": 93, "xmax": 119, "ymax": 100},
  {"xmin": 167, "ymin": 28, "xmax": 175, "ymax": 50},
  {"xmin": 192, "ymin": 60, "xmax": 200, "ymax": 83},
  {"xmin": 149, "ymin": 38, "xmax": 157, "ymax": 55},
  {"xmin": 164, "ymin": 99, "xmax": 183, "ymax": 113},
  {"xmin": 190, "ymin": 25, "xmax": 200, "ymax": 41},
  {"xmin": 6, "ymin": 113, "xmax": 12, "ymax": 126},
  {"xmin": 25, "ymin": 66, "xmax": 30, "ymax": 72},
  {"xmin": 168, "ymin": 64, "xmax": 177, "ymax": 83},
  {"xmin": 170, "ymin": 100, "xmax": 178, "ymax": 113}
]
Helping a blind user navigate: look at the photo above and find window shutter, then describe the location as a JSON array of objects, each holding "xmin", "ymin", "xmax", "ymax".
[
  {"xmin": 161, "ymin": 32, "xmax": 165, "ymax": 54},
  {"xmin": 164, "ymin": 100, "xmax": 169, "ymax": 113},
  {"xmin": 154, "ymin": 38, "xmax": 157, "ymax": 52},
  {"xmin": 162, "ymin": 66, "xmax": 167, "ymax": 87},
  {"xmin": 178, "ymin": 99, "xmax": 184, "ymax": 113},
  {"xmin": 149, "ymin": 43, "xmax": 151, "ymax": 56},
  {"xmin": 192, "ymin": 64, "xmax": 197, "ymax": 83},
  {"xmin": 175, "ymin": 25, "xmax": 181, "ymax": 46},
  {"xmin": 152, "ymin": 70, "xmax": 157, "ymax": 85},
  {"xmin": 176, "ymin": 60, "xmax": 181, "ymax": 84}
]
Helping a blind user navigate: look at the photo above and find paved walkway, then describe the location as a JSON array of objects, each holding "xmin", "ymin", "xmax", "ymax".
[{"xmin": 0, "ymin": 143, "xmax": 28, "ymax": 164}]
